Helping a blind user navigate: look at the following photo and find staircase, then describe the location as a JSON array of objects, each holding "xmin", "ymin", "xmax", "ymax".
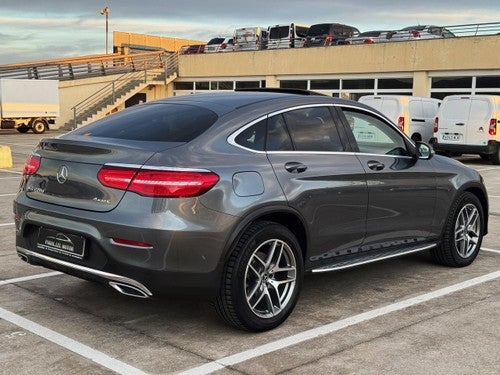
[{"xmin": 65, "ymin": 52, "xmax": 178, "ymax": 129}]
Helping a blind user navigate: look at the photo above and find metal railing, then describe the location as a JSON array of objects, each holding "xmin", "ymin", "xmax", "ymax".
[
  {"xmin": 0, "ymin": 51, "xmax": 175, "ymax": 81},
  {"xmin": 445, "ymin": 22, "xmax": 500, "ymax": 37},
  {"xmin": 67, "ymin": 52, "xmax": 178, "ymax": 129}
]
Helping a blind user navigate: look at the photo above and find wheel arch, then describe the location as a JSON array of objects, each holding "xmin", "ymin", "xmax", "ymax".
[
  {"xmin": 222, "ymin": 206, "xmax": 309, "ymax": 267},
  {"xmin": 464, "ymin": 185, "xmax": 489, "ymax": 235}
]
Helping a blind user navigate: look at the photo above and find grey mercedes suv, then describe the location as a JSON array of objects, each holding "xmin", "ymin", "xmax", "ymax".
[{"xmin": 14, "ymin": 90, "xmax": 488, "ymax": 331}]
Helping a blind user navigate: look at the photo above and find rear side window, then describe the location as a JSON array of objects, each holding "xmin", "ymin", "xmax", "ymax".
[
  {"xmin": 73, "ymin": 103, "xmax": 218, "ymax": 142},
  {"xmin": 282, "ymin": 107, "xmax": 344, "ymax": 152}
]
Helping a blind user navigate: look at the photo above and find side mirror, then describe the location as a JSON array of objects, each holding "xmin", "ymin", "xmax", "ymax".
[{"xmin": 416, "ymin": 142, "xmax": 435, "ymax": 160}]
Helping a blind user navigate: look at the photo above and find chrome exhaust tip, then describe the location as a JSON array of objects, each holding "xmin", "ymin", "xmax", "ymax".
[
  {"xmin": 109, "ymin": 281, "xmax": 150, "ymax": 298},
  {"xmin": 18, "ymin": 253, "xmax": 30, "ymax": 264}
]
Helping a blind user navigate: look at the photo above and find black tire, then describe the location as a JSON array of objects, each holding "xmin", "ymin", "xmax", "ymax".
[
  {"xmin": 31, "ymin": 120, "xmax": 46, "ymax": 134},
  {"xmin": 491, "ymin": 146, "xmax": 500, "ymax": 165},
  {"xmin": 16, "ymin": 125, "xmax": 29, "ymax": 133},
  {"xmin": 479, "ymin": 153, "xmax": 491, "ymax": 161},
  {"xmin": 215, "ymin": 221, "xmax": 303, "ymax": 331},
  {"xmin": 431, "ymin": 192, "xmax": 484, "ymax": 267}
]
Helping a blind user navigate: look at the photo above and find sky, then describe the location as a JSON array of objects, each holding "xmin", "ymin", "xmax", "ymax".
[{"xmin": 0, "ymin": 0, "xmax": 499, "ymax": 64}]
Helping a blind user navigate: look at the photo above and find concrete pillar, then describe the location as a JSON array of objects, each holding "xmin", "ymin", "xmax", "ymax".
[
  {"xmin": 413, "ymin": 71, "xmax": 430, "ymax": 97},
  {"xmin": 265, "ymin": 75, "xmax": 279, "ymax": 88}
]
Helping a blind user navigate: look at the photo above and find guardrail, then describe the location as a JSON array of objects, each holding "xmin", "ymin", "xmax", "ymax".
[
  {"xmin": 445, "ymin": 22, "xmax": 500, "ymax": 37},
  {"xmin": 0, "ymin": 51, "xmax": 175, "ymax": 81}
]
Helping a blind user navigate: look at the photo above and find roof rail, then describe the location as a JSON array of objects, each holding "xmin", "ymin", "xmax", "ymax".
[{"xmin": 235, "ymin": 88, "xmax": 327, "ymax": 96}]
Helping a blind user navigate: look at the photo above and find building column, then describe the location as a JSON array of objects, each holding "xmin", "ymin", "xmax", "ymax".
[
  {"xmin": 265, "ymin": 75, "xmax": 279, "ymax": 88},
  {"xmin": 413, "ymin": 71, "xmax": 430, "ymax": 97}
]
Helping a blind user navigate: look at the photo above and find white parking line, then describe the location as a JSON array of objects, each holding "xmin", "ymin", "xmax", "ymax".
[
  {"xmin": 476, "ymin": 167, "xmax": 500, "ymax": 172},
  {"xmin": 0, "ymin": 169, "xmax": 22, "ymax": 175},
  {"xmin": 0, "ymin": 176, "xmax": 21, "ymax": 180},
  {"xmin": 179, "ymin": 270, "xmax": 500, "ymax": 375},
  {"xmin": 0, "ymin": 307, "xmax": 148, "ymax": 375},
  {"xmin": 0, "ymin": 272, "xmax": 62, "ymax": 286},
  {"xmin": 489, "ymin": 195, "xmax": 500, "ymax": 199},
  {"xmin": 0, "ymin": 193, "xmax": 16, "ymax": 197},
  {"xmin": 0, "ymin": 223, "xmax": 15, "ymax": 227},
  {"xmin": 482, "ymin": 247, "xmax": 500, "ymax": 255}
]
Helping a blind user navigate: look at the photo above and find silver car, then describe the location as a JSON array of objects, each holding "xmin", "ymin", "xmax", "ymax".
[{"xmin": 15, "ymin": 90, "xmax": 488, "ymax": 331}]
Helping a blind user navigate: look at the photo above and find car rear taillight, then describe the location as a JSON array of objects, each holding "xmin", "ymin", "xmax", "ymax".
[
  {"xmin": 97, "ymin": 167, "xmax": 219, "ymax": 198},
  {"xmin": 410, "ymin": 30, "xmax": 421, "ymax": 38},
  {"xmin": 325, "ymin": 34, "xmax": 333, "ymax": 45},
  {"xmin": 489, "ymin": 118, "xmax": 497, "ymax": 136},
  {"xmin": 397, "ymin": 116, "xmax": 405, "ymax": 132},
  {"xmin": 220, "ymin": 43, "xmax": 227, "ymax": 49},
  {"xmin": 23, "ymin": 154, "xmax": 41, "ymax": 175},
  {"xmin": 434, "ymin": 117, "xmax": 439, "ymax": 133},
  {"xmin": 363, "ymin": 38, "xmax": 374, "ymax": 44}
]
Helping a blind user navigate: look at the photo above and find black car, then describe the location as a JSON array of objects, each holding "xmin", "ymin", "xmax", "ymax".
[
  {"xmin": 15, "ymin": 89, "xmax": 488, "ymax": 331},
  {"xmin": 304, "ymin": 23, "xmax": 360, "ymax": 46}
]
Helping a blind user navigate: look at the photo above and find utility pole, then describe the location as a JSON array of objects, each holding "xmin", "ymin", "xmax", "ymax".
[{"xmin": 100, "ymin": 6, "xmax": 110, "ymax": 54}]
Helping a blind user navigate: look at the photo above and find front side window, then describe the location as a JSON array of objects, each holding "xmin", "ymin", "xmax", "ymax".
[{"xmin": 342, "ymin": 108, "xmax": 410, "ymax": 156}]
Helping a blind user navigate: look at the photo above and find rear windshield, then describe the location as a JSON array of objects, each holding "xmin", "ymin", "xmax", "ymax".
[
  {"xmin": 270, "ymin": 26, "xmax": 289, "ymax": 39},
  {"xmin": 308, "ymin": 24, "xmax": 331, "ymax": 36},
  {"xmin": 207, "ymin": 38, "xmax": 225, "ymax": 45},
  {"xmin": 73, "ymin": 103, "xmax": 218, "ymax": 142}
]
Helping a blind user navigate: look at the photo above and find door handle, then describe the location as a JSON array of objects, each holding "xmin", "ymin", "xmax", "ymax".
[
  {"xmin": 455, "ymin": 122, "xmax": 465, "ymax": 126},
  {"xmin": 367, "ymin": 160, "xmax": 385, "ymax": 171},
  {"xmin": 285, "ymin": 162, "xmax": 307, "ymax": 173}
]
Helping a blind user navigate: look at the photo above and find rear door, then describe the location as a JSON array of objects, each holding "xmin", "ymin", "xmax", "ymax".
[
  {"xmin": 467, "ymin": 97, "xmax": 493, "ymax": 145},
  {"xmin": 437, "ymin": 96, "xmax": 471, "ymax": 145},
  {"xmin": 265, "ymin": 105, "xmax": 368, "ymax": 263}
]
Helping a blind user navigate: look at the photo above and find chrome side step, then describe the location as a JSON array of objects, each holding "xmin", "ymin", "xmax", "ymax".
[
  {"xmin": 17, "ymin": 246, "xmax": 153, "ymax": 298},
  {"xmin": 311, "ymin": 243, "xmax": 437, "ymax": 273}
]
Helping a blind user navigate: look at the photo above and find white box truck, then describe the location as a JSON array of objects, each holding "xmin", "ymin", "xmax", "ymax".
[{"xmin": 0, "ymin": 78, "xmax": 59, "ymax": 134}]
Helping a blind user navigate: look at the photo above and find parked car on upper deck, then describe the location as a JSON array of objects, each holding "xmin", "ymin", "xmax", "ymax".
[
  {"xmin": 346, "ymin": 30, "xmax": 396, "ymax": 44},
  {"xmin": 204, "ymin": 37, "xmax": 234, "ymax": 53},
  {"xmin": 304, "ymin": 23, "xmax": 360, "ymax": 47},
  {"xmin": 390, "ymin": 25, "xmax": 455, "ymax": 41},
  {"xmin": 180, "ymin": 44, "xmax": 206, "ymax": 54},
  {"xmin": 233, "ymin": 27, "xmax": 268, "ymax": 51},
  {"xmin": 267, "ymin": 23, "xmax": 309, "ymax": 49}
]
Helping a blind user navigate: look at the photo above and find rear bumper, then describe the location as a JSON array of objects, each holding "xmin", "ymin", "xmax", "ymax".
[{"xmin": 430, "ymin": 139, "xmax": 498, "ymax": 155}]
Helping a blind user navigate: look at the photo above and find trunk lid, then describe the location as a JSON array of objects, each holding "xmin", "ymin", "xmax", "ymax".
[{"xmin": 24, "ymin": 137, "xmax": 181, "ymax": 212}]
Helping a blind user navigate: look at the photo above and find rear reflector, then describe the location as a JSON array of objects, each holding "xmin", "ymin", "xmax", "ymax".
[
  {"xmin": 434, "ymin": 117, "xmax": 439, "ymax": 133},
  {"xmin": 112, "ymin": 238, "xmax": 152, "ymax": 249},
  {"xmin": 23, "ymin": 154, "xmax": 41, "ymax": 175},
  {"xmin": 489, "ymin": 118, "xmax": 497, "ymax": 136},
  {"xmin": 97, "ymin": 166, "xmax": 219, "ymax": 198}
]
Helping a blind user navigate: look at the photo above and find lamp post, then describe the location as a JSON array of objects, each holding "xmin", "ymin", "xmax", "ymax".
[{"xmin": 100, "ymin": 6, "xmax": 110, "ymax": 54}]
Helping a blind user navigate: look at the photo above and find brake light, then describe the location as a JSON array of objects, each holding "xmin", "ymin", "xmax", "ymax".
[
  {"xmin": 23, "ymin": 154, "xmax": 41, "ymax": 175},
  {"xmin": 434, "ymin": 117, "xmax": 439, "ymax": 133},
  {"xmin": 410, "ymin": 30, "xmax": 421, "ymax": 38},
  {"xmin": 489, "ymin": 118, "xmax": 497, "ymax": 136},
  {"xmin": 220, "ymin": 43, "xmax": 227, "ymax": 49},
  {"xmin": 397, "ymin": 116, "xmax": 405, "ymax": 132},
  {"xmin": 97, "ymin": 167, "xmax": 219, "ymax": 198},
  {"xmin": 325, "ymin": 34, "xmax": 333, "ymax": 46},
  {"xmin": 363, "ymin": 38, "xmax": 374, "ymax": 44}
]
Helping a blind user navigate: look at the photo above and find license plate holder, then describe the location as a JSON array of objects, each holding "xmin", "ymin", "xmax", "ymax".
[
  {"xmin": 442, "ymin": 133, "xmax": 462, "ymax": 141},
  {"xmin": 36, "ymin": 227, "xmax": 86, "ymax": 259}
]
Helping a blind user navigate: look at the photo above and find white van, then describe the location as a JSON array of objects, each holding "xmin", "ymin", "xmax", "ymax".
[
  {"xmin": 233, "ymin": 27, "xmax": 268, "ymax": 51},
  {"xmin": 432, "ymin": 95, "xmax": 500, "ymax": 164},
  {"xmin": 359, "ymin": 95, "xmax": 441, "ymax": 142},
  {"xmin": 267, "ymin": 23, "xmax": 309, "ymax": 49}
]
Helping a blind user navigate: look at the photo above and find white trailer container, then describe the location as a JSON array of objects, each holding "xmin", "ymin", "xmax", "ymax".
[{"xmin": 0, "ymin": 78, "xmax": 59, "ymax": 134}]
